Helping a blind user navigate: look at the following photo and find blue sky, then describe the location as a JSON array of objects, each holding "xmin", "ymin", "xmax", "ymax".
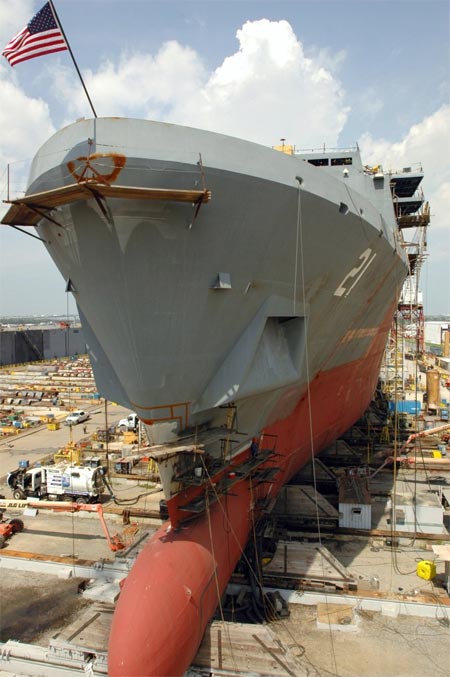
[{"xmin": 0, "ymin": 0, "xmax": 449, "ymax": 316}]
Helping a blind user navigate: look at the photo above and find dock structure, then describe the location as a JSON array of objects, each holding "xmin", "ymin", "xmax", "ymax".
[
  {"xmin": 0, "ymin": 323, "xmax": 86, "ymax": 366},
  {"xmin": 272, "ymin": 484, "xmax": 339, "ymax": 530},
  {"xmin": 260, "ymin": 541, "xmax": 358, "ymax": 592},
  {"xmin": 0, "ymin": 347, "xmax": 449, "ymax": 676}
]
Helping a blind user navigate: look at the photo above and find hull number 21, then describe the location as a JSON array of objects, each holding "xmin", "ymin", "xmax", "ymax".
[{"xmin": 334, "ymin": 248, "xmax": 376, "ymax": 298}]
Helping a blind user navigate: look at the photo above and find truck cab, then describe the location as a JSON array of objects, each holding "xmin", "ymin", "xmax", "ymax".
[{"xmin": 118, "ymin": 413, "xmax": 139, "ymax": 431}]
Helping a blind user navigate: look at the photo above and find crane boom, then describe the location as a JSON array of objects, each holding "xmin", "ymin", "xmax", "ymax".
[{"xmin": 0, "ymin": 499, "xmax": 126, "ymax": 551}]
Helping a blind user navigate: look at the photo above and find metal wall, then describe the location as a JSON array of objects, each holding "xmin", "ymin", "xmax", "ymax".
[
  {"xmin": 338, "ymin": 502, "xmax": 372, "ymax": 530},
  {"xmin": 0, "ymin": 328, "xmax": 87, "ymax": 366}
]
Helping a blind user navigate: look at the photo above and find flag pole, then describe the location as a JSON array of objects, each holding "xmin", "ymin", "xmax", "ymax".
[{"xmin": 49, "ymin": 0, "xmax": 97, "ymax": 118}]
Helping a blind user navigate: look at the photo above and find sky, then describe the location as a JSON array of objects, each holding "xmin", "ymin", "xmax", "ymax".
[{"xmin": 0, "ymin": 0, "xmax": 449, "ymax": 317}]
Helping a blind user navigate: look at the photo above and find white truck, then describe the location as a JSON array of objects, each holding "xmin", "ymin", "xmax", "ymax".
[
  {"xmin": 7, "ymin": 462, "xmax": 106, "ymax": 503},
  {"xmin": 118, "ymin": 413, "xmax": 139, "ymax": 432}
]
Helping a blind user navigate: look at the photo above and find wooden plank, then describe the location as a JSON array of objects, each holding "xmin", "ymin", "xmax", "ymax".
[
  {"xmin": 2, "ymin": 181, "xmax": 212, "ymax": 227},
  {"xmin": 54, "ymin": 602, "xmax": 114, "ymax": 651},
  {"xmin": 1, "ymin": 202, "xmax": 44, "ymax": 226},
  {"xmin": 0, "ymin": 549, "xmax": 108, "ymax": 566},
  {"xmin": 2, "ymin": 184, "xmax": 89, "ymax": 226},
  {"xmin": 264, "ymin": 542, "xmax": 355, "ymax": 584},
  {"xmin": 95, "ymin": 183, "xmax": 211, "ymax": 204},
  {"xmin": 193, "ymin": 622, "xmax": 306, "ymax": 675},
  {"xmin": 317, "ymin": 545, "xmax": 355, "ymax": 581},
  {"xmin": 252, "ymin": 634, "xmax": 297, "ymax": 676},
  {"xmin": 338, "ymin": 527, "xmax": 450, "ymax": 541},
  {"xmin": 8, "ymin": 183, "xmax": 90, "ymax": 209}
]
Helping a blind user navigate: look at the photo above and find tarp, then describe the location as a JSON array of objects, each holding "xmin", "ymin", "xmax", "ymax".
[{"xmin": 388, "ymin": 400, "xmax": 421, "ymax": 415}]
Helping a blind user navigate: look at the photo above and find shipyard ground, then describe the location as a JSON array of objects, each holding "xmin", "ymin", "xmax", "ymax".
[
  {"xmin": 1, "ymin": 463, "xmax": 449, "ymax": 676},
  {"xmin": 1, "ymin": 526, "xmax": 450, "ymax": 676},
  {"xmin": 1, "ymin": 569, "xmax": 450, "ymax": 677},
  {"xmin": 1, "ymin": 376, "xmax": 450, "ymax": 675}
]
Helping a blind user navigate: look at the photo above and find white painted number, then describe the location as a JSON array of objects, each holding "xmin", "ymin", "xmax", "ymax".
[{"xmin": 334, "ymin": 248, "xmax": 377, "ymax": 298}]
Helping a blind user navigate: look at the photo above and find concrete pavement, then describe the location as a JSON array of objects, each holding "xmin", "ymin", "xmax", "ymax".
[{"xmin": 0, "ymin": 403, "xmax": 133, "ymax": 483}]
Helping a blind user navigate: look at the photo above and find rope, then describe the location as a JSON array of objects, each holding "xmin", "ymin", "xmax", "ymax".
[
  {"xmin": 64, "ymin": 291, "xmax": 78, "ymax": 572},
  {"xmin": 204, "ymin": 489, "xmax": 238, "ymax": 673},
  {"xmin": 199, "ymin": 454, "xmax": 313, "ymax": 669},
  {"xmin": 293, "ymin": 177, "xmax": 302, "ymax": 315},
  {"xmin": 249, "ymin": 476, "xmax": 268, "ymax": 619},
  {"xmin": 295, "ymin": 177, "xmax": 340, "ymax": 676}
]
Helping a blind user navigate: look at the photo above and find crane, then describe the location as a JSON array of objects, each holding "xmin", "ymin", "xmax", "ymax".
[{"xmin": 0, "ymin": 498, "xmax": 126, "ymax": 552}]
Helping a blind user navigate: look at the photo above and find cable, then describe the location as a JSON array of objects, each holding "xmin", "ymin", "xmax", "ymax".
[
  {"xmin": 188, "ymin": 181, "xmax": 343, "ymax": 674},
  {"xmin": 204, "ymin": 489, "xmax": 238, "ymax": 674},
  {"xmin": 198, "ymin": 454, "xmax": 313, "ymax": 667},
  {"xmin": 296, "ymin": 176, "xmax": 341, "ymax": 677},
  {"xmin": 64, "ymin": 290, "xmax": 78, "ymax": 572}
]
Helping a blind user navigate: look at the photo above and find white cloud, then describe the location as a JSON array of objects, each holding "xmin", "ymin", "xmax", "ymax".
[
  {"xmin": 55, "ymin": 41, "xmax": 207, "ymax": 122},
  {"xmin": 0, "ymin": 2, "xmax": 56, "ymax": 197},
  {"xmin": 305, "ymin": 45, "xmax": 347, "ymax": 74},
  {"xmin": 0, "ymin": 0, "xmax": 60, "ymax": 315},
  {"xmin": 359, "ymin": 105, "xmax": 450, "ymax": 231},
  {"xmin": 168, "ymin": 19, "xmax": 349, "ymax": 146},
  {"xmin": 0, "ymin": 0, "xmax": 35, "ymax": 47},
  {"xmin": 54, "ymin": 18, "xmax": 349, "ymax": 148},
  {"xmin": 0, "ymin": 74, "xmax": 55, "ymax": 206},
  {"xmin": 0, "ymin": 78, "xmax": 54, "ymax": 164},
  {"xmin": 359, "ymin": 106, "xmax": 450, "ymax": 313}
]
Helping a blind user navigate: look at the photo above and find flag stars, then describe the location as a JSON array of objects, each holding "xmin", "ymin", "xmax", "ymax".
[{"xmin": 29, "ymin": 5, "xmax": 58, "ymax": 34}]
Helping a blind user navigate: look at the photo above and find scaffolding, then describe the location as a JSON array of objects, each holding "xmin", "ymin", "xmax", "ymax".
[{"xmin": 381, "ymin": 165, "xmax": 430, "ymax": 412}]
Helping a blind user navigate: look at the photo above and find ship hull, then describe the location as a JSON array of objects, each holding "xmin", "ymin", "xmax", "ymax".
[
  {"xmin": 108, "ymin": 317, "xmax": 393, "ymax": 675},
  {"xmin": 27, "ymin": 119, "xmax": 406, "ymax": 442},
  {"xmin": 18, "ymin": 118, "xmax": 409, "ymax": 675}
]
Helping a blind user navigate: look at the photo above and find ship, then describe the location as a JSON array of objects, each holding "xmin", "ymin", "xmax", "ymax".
[{"xmin": 2, "ymin": 117, "xmax": 428, "ymax": 675}]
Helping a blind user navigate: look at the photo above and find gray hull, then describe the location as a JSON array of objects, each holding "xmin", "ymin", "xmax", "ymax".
[{"xmin": 24, "ymin": 118, "xmax": 407, "ymax": 442}]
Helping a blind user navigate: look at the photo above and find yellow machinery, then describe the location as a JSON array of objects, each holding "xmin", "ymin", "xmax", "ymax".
[
  {"xmin": 54, "ymin": 443, "xmax": 84, "ymax": 465},
  {"xmin": 416, "ymin": 560, "xmax": 436, "ymax": 581},
  {"xmin": 123, "ymin": 431, "xmax": 138, "ymax": 444},
  {"xmin": 273, "ymin": 142, "xmax": 294, "ymax": 155}
]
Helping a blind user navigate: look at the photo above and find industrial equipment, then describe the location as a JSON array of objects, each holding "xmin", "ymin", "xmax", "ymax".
[
  {"xmin": 0, "ymin": 498, "xmax": 125, "ymax": 552},
  {"xmin": 7, "ymin": 461, "xmax": 106, "ymax": 503}
]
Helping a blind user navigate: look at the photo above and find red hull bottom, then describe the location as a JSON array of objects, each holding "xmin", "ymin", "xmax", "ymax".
[{"xmin": 109, "ymin": 338, "xmax": 386, "ymax": 676}]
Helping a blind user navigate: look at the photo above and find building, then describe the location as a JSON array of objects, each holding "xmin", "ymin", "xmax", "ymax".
[
  {"xmin": 338, "ymin": 474, "xmax": 372, "ymax": 530},
  {"xmin": 0, "ymin": 325, "xmax": 86, "ymax": 366},
  {"xmin": 387, "ymin": 480, "xmax": 445, "ymax": 535}
]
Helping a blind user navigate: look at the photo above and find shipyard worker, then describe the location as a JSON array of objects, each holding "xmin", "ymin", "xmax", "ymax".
[{"xmin": 250, "ymin": 437, "xmax": 259, "ymax": 458}]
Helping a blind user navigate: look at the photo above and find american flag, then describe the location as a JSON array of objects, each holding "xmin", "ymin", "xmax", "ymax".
[{"xmin": 2, "ymin": 2, "xmax": 67, "ymax": 67}]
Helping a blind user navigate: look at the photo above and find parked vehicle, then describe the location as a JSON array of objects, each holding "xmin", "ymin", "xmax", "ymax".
[
  {"xmin": 7, "ymin": 462, "xmax": 105, "ymax": 503},
  {"xmin": 65, "ymin": 410, "xmax": 89, "ymax": 425},
  {"xmin": 118, "ymin": 413, "xmax": 139, "ymax": 432},
  {"xmin": 0, "ymin": 515, "xmax": 24, "ymax": 548}
]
